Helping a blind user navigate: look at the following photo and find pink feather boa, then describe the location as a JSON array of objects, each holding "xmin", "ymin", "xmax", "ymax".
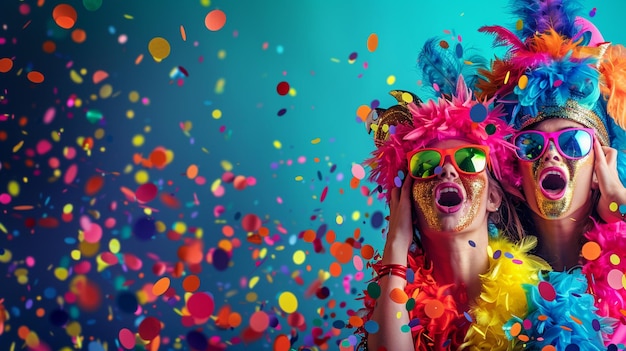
[{"xmin": 581, "ymin": 219, "xmax": 626, "ymax": 344}]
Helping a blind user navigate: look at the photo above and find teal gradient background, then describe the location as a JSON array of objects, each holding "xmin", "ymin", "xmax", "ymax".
[{"xmin": 1, "ymin": 1, "xmax": 625, "ymax": 350}]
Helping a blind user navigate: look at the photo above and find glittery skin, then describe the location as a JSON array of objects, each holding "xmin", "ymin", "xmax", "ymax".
[
  {"xmin": 412, "ymin": 175, "xmax": 487, "ymax": 233},
  {"xmin": 520, "ymin": 148, "xmax": 594, "ymax": 219}
]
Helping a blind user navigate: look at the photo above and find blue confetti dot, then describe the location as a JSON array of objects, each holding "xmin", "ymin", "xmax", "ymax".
[
  {"xmin": 565, "ymin": 344, "xmax": 579, "ymax": 351},
  {"xmin": 406, "ymin": 269, "xmax": 415, "ymax": 284},
  {"xmin": 504, "ymin": 252, "xmax": 514, "ymax": 259},
  {"xmin": 364, "ymin": 320, "xmax": 379, "ymax": 333},
  {"xmin": 332, "ymin": 320, "xmax": 346, "ymax": 329},
  {"xmin": 434, "ymin": 166, "xmax": 443, "ymax": 175},
  {"xmin": 455, "ymin": 43, "xmax": 463, "ymax": 58},
  {"xmin": 371, "ymin": 211, "xmax": 384, "ymax": 229},
  {"xmin": 464, "ymin": 311, "xmax": 473, "ymax": 322},
  {"xmin": 408, "ymin": 318, "xmax": 420, "ymax": 327},
  {"xmin": 470, "ymin": 104, "xmax": 488, "ymax": 123},
  {"xmin": 493, "ymin": 250, "xmax": 502, "ymax": 259},
  {"xmin": 619, "ymin": 204, "xmax": 626, "ymax": 215}
]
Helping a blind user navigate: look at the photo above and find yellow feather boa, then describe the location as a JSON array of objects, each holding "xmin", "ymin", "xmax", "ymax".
[{"xmin": 461, "ymin": 235, "xmax": 550, "ymax": 350}]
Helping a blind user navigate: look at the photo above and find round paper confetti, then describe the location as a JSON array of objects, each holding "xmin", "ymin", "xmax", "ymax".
[{"xmin": 538, "ymin": 281, "xmax": 556, "ymax": 302}]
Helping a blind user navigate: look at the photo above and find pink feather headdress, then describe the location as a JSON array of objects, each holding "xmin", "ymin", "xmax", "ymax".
[{"xmin": 366, "ymin": 76, "xmax": 520, "ymax": 202}]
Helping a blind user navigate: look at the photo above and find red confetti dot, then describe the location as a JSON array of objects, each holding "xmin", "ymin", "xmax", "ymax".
[
  {"xmin": 136, "ymin": 183, "xmax": 158, "ymax": 203},
  {"xmin": 538, "ymin": 281, "xmax": 556, "ymax": 302},
  {"xmin": 138, "ymin": 316, "xmax": 161, "ymax": 340},
  {"xmin": 187, "ymin": 292, "xmax": 214, "ymax": 319},
  {"xmin": 241, "ymin": 213, "xmax": 262, "ymax": 232},
  {"xmin": 276, "ymin": 81, "xmax": 290, "ymax": 96},
  {"xmin": 249, "ymin": 311, "xmax": 269, "ymax": 332}
]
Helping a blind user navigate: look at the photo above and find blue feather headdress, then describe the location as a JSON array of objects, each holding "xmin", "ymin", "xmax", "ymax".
[{"xmin": 476, "ymin": 0, "xmax": 626, "ymax": 185}]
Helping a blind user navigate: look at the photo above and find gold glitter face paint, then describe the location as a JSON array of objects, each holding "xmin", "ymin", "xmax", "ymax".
[
  {"xmin": 412, "ymin": 175, "xmax": 487, "ymax": 233},
  {"xmin": 520, "ymin": 150, "xmax": 594, "ymax": 219}
]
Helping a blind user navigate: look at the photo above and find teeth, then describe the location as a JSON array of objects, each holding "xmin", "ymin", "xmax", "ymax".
[
  {"xmin": 546, "ymin": 171, "xmax": 561, "ymax": 176},
  {"xmin": 440, "ymin": 187, "xmax": 459, "ymax": 193}
]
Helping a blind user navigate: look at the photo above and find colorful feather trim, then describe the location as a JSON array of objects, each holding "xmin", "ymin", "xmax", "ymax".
[
  {"xmin": 504, "ymin": 270, "xmax": 613, "ymax": 350},
  {"xmin": 599, "ymin": 44, "xmax": 626, "ymax": 129},
  {"xmin": 461, "ymin": 236, "xmax": 550, "ymax": 350},
  {"xmin": 581, "ymin": 219, "xmax": 626, "ymax": 343},
  {"xmin": 356, "ymin": 235, "xmax": 549, "ymax": 350}
]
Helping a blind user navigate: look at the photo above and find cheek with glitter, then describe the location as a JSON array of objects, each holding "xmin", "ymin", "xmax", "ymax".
[
  {"xmin": 412, "ymin": 181, "xmax": 441, "ymax": 232},
  {"xmin": 454, "ymin": 176, "xmax": 487, "ymax": 232}
]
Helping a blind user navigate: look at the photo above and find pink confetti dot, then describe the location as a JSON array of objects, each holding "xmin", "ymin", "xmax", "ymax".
[
  {"xmin": 119, "ymin": 328, "xmax": 136, "ymax": 349},
  {"xmin": 249, "ymin": 311, "xmax": 269, "ymax": 332},
  {"xmin": 607, "ymin": 269, "xmax": 624, "ymax": 290},
  {"xmin": 538, "ymin": 281, "xmax": 556, "ymax": 301},
  {"xmin": 187, "ymin": 292, "xmax": 214, "ymax": 319},
  {"xmin": 0, "ymin": 193, "xmax": 11, "ymax": 205}
]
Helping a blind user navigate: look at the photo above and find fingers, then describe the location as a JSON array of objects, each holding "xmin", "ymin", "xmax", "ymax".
[{"xmin": 389, "ymin": 175, "xmax": 413, "ymax": 212}]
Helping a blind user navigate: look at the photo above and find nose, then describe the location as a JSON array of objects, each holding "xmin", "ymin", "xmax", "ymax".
[
  {"xmin": 543, "ymin": 139, "xmax": 562, "ymax": 162},
  {"xmin": 437, "ymin": 155, "xmax": 458, "ymax": 179}
]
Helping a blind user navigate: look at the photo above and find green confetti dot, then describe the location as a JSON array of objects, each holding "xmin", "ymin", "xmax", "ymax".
[
  {"xmin": 406, "ymin": 298, "xmax": 415, "ymax": 311},
  {"xmin": 367, "ymin": 282, "xmax": 381, "ymax": 299},
  {"xmin": 485, "ymin": 124, "xmax": 496, "ymax": 135},
  {"xmin": 400, "ymin": 324, "xmax": 411, "ymax": 333}
]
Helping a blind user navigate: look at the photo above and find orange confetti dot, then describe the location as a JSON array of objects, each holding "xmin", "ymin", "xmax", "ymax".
[
  {"xmin": 0, "ymin": 58, "xmax": 13, "ymax": 73},
  {"xmin": 331, "ymin": 242, "xmax": 353, "ymax": 264},
  {"xmin": 52, "ymin": 4, "xmax": 77, "ymax": 29},
  {"xmin": 356, "ymin": 105, "xmax": 371, "ymax": 122},
  {"xmin": 182, "ymin": 275, "xmax": 200, "ymax": 292},
  {"xmin": 517, "ymin": 334, "xmax": 530, "ymax": 342},
  {"xmin": 18, "ymin": 325, "xmax": 30, "ymax": 339},
  {"xmin": 186, "ymin": 164, "xmax": 199, "ymax": 179},
  {"xmin": 151, "ymin": 276, "xmax": 170, "ymax": 296},
  {"xmin": 228, "ymin": 312, "xmax": 242, "ymax": 328},
  {"xmin": 36, "ymin": 308, "xmax": 45, "ymax": 318},
  {"xmin": 222, "ymin": 225, "xmax": 234, "ymax": 237},
  {"xmin": 149, "ymin": 148, "xmax": 168, "ymax": 168},
  {"xmin": 71, "ymin": 28, "xmax": 86, "ymax": 43},
  {"xmin": 581, "ymin": 241, "xmax": 601, "ymax": 261},
  {"xmin": 389, "ymin": 288, "xmax": 408, "ymax": 304},
  {"xmin": 541, "ymin": 346, "xmax": 557, "ymax": 351},
  {"xmin": 367, "ymin": 33, "xmax": 379, "ymax": 52},
  {"xmin": 350, "ymin": 177, "xmax": 360, "ymax": 189},
  {"xmin": 205, "ymin": 10, "xmax": 226, "ymax": 31},
  {"xmin": 273, "ymin": 334, "xmax": 291, "ymax": 351},
  {"xmin": 258, "ymin": 226, "xmax": 269, "ymax": 237},
  {"xmin": 302, "ymin": 229, "xmax": 316, "ymax": 243},
  {"xmin": 27, "ymin": 71, "xmax": 45, "ymax": 83},
  {"xmin": 329, "ymin": 262, "xmax": 342, "ymax": 277},
  {"xmin": 325, "ymin": 229, "xmax": 336, "ymax": 244},
  {"xmin": 348, "ymin": 315, "xmax": 364, "ymax": 328},
  {"xmin": 180, "ymin": 25, "xmax": 187, "ymax": 41},
  {"xmin": 509, "ymin": 322, "xmax": 522, "ymax": 337},
  {"xmin": 92, "ymin": 70, "xmax": 108, "ymax": 84},
  {"xmin": 360, "ymin": 245, "xmax": 375, "ymax": 260},
  {"xmin": 424, "ymin": 300, "xmax": 444, "ymax": 318},
  {"xmin": 42, "ymin": 40, "xmax": 56, "ymax": 54}
]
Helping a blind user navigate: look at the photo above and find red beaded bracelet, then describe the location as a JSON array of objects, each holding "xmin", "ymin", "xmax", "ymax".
[{"xmin": 377, "ymin": 264, "xmax": 407, "ymax": 280}]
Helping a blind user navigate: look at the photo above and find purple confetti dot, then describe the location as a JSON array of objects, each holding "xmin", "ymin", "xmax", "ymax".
[
  {"xmin": 349, "ymin": 52, "xmax": 357, "ymax": 61},
  {"xmin": 468, "ymin": 240, "xmax": 476, "ymax": 247},
  {"xmin": 394, "ymin": 176, "xmax": 402, "ymax": 188},
  {"xmin": 493, "ymin": 250, "xmax": 501, "ymax": 259},
  {"xmin": 592, "ymin": 319, "xmax": 601, "ymax": 331},
  {"xmin": 434, "ymin": 166, "xmax": 443, "ymax": 175},
  {"xmin": 371, "ymin": 99, "xmax": 380, "ymax": 109},
  {"xmin": 277, "ymin": 108, "xmax": 287, "ymax": 116}
]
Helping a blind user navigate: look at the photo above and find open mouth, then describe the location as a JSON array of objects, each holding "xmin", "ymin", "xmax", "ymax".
[
  {"xmin": 435, "ymin": 183, "xmax": 464, "ymax": 213},
  {"xmin": 539, "ymin": 167, "xmax": 567, "ymax": 200}
]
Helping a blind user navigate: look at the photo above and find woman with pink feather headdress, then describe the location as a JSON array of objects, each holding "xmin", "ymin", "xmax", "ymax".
[{"xmin": 477, "ymin": 0, "xmax": 626, "ymax": 346}]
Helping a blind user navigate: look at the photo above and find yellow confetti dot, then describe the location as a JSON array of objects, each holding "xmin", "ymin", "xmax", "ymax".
[
  {"xmin": 173, "ymin": 221, "xmax": 187, "ymax": 234},
  {"xmin": 131, "ymin": 134, "xmax": 144, "ymax": 147},
  {"xmin": 610, "ymin": 202, "xmax": 619, "ymax": 212},
  {"xmin": 128, "ymin": 91, "xmax": 140, "ymax": 103},
  {"xmin": 135, "ymin": 170, "xmax": 149, "ymax": 184},
  {"xmin": 8, "ymin": 180, "xmax": 20, "ymax": 196},
  {"xmin": 0, "ymin": 249, "xmax": 12, "ymax": 263},
  {"xmin": 70, "ymin": 69, "xmax": 83, "ymax": 84},
  {"xmin": 148, "ymin": 37, "xmax": 171, "ymax": 61},
  {"xmin": 386, "ymin": 75, "xmax": 396, "ymax": 85},
  {"xmin": 12, "ymin": 140, "xmax": 24, "ymax": 153},
  {"xmin": 200, "ymin": 0, "xmax": 211, "ymax": 6},
  {"xmin": 248, "ymin": 276, "xmax": 259, "ymax": 289},
  {"xmin": 311, "ymin": 138, "xmax": 321, "ymax": 144},
  {"xmin": 221, "ymin": 160, "xmax": 233, "ymax": 171},
  {"xmin": 335, "ymin": 215, "xmax": 344, "ymax": 225},
  {"xmin": 156, "ymin": 221, "xmax": 166, "ymax": 233},
  {"xmin": 65, "ymin": 321, "xmax": 82, "ymax": 337},
  {"xmin": 109, "ymin": 238, "xmax": 120, "ymax": 254},
  {"xmin": 293, "ymin": 250, "xmax": 306, "ymax": 265},
  {"xmin": 518, "ymin": 75, "xmax": 529, "ymax": 90},
  {"xmin": 215, "ymin": 78, "xmax": 226, "ymax": 94},
  {"xmin": 70, "ymin": 249, "xmax": 81, "ymax": 260},
  {"xmin": 610, "ymin": 254, "xmax": 621, "ymax": 265},
  {"xmin": 273, "ymin": 140, "xmax": 282, "ymax": 149},
  {"xmin": 99, "ymin": 84, "xmax": 113, "ymax": 99},
  {"xmin": 212, "ymin": 109, "xmax": 222, "ymax": 119},
  {"xmin": 351, "ymin": 211, "xmax": 361, "ymax": 221},
  {"xmin": 288, "ymin": 87, "xmax": 297, "ymax": 96},
  {"xmin": 295, "ymin": 176, "xmax": 303, "ymax": 181},
  {"xmin": 54, "ymin": 267, "xmax": 69, "ymax": 281},
  {"xmin": 245, "ymin": 292, "xmax": 257, "ymax": 302},
  {"xmin": 217, "ymin": 49, "xmax": 226, "ymax": 59},
  {"xmin": 401, "ymin": 92, "xmax": 413, "ymax": 103},
  {"xmin": 211, "ymin": 178, "xmax": 222, "ymax": 192},
  {"xmin": 516, "ymin": 19, "xmax": 524, "ymax": 31},
  {"xmin": 278, "ymin": 291, "xmax": 298, "ymax": 313}
]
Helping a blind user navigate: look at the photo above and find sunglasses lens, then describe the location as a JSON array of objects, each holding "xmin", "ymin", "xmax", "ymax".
[
  {"xmin": 409, "ymin": 150, "xmax": 442, "ymax": 178},
  {"xmin": 558, "ymin": 129, "xmax": 593, "ymax": 159},
  {"xmin": 454, "ymin": 147, "xmax": 487, "ymax": 173},
  {"xmin": 515, "ymin": 132, "xmax": 545, "ymax": 161}
]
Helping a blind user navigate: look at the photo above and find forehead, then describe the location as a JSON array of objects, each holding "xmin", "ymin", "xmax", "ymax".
[
  {"xmin": 528, "ymin": 118, "xmax": 585, "ymax": 132},
  {"xmin": 426, "ymin": 138, "xmax": 472, "ymax": 149}
]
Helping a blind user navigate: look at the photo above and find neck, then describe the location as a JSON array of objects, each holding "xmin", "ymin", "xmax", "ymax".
[
  {"xmin": 421, "ymin": 229, "xmax": 489, "ymax": 311},
  {"xmin": 531, "ymin": 206, "xmax": 592, "ymax": 271}
]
